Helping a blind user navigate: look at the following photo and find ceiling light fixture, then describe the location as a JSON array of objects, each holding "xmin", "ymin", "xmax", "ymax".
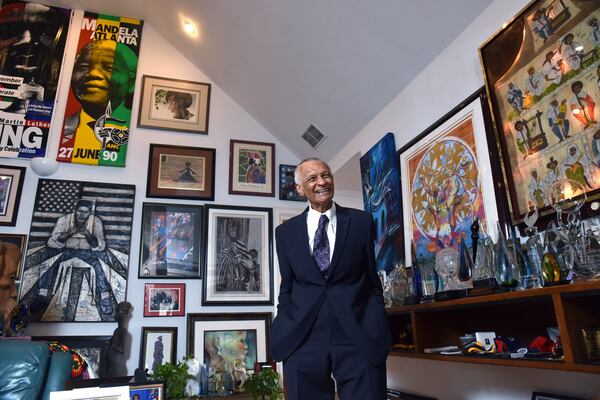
[{"xmin": 183, "ymin": 19, "xmax": 195, "ymax": 35}]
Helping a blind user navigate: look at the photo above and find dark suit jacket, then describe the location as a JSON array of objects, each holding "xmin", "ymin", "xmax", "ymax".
[{"xmin": 270, "ymin": 204, "xmax": 391, "ymax": 365}]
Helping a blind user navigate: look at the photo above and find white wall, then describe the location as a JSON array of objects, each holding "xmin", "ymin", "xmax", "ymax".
[
  {"xmin": 0, "ymin": 11, "xmax": 306, "ymax": 374},
  {"xmin": 330, "ymin": 0, "xmax": 600, "ymax": 398}
]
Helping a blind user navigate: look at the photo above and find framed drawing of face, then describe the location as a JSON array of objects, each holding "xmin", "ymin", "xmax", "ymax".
[
  {"xmin": 147, "ymin": 144, "xmax": 215, "ymax": 201},
  {"xmin": 138, "ymin": 75, "xmax": 211, "ymax": 134},
  {"xmin": 203, "ymin": 204, "xmax": 273, "ymax": 305},
  {"xmin": 139, "ymin": 203, "xmax": 203, "ymax": 279}
]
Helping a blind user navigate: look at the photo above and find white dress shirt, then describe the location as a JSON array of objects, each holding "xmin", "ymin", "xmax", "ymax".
[{"xmin": 306, "ymin": 203, "xmax": 336, "ymax": 262}]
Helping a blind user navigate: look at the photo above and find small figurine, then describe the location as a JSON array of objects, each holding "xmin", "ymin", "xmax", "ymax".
[
  {"xmin": 471, "ymin": 217, "xmax": 480, "ymax": 263},
  {"xmin": 99, "ymin": 301, "xmax": 133, "ymax": 377}
]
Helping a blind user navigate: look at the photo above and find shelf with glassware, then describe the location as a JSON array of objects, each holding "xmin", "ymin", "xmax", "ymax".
[{"xmin": 386, "ymin": 278, "xmax": 600, "ymax": 373}]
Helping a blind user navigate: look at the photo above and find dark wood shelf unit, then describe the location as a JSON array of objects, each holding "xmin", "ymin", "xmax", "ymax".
[{"xmin": 386, "ymin": 280, "xmax": 600, "ymax": 373}]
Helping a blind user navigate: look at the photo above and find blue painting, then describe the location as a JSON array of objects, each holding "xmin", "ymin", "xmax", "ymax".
[{"xmin": 360, "ymin": 132, "xmax": 403, "ymax": 273}]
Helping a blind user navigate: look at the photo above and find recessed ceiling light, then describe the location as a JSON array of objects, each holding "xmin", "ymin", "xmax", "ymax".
[{"xmin": 183, "ymin": 19, "xmax": 195, "ymax": 35}]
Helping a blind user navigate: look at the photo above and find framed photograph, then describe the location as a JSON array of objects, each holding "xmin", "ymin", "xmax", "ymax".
[
  {"xmin": 144, "ymin": 283, "xmax": 185, "ymax": 317},
  {"xmin": 0, "ymin": 165, "xmax": 25, "ymax": 226},
  {"xmin": 479, "ymin": 0, "xmax": 600, "ymax": 226},
  {"xmin": 531, "ymin": 392, "xmax": 588, "ymax": 400},
  {"xmin": 279, "ymin": 164, "xmax": 305, "ymax": 201},
  {"xmin": 19, "ymin": 179, "xmax": 135, "ymax": 322},
  {"xmin": 397, "ymin": 89, "xmax": 501, "ymax": 274},
  {"xmin": 138, "ymin": 75, "xmax": 211, "ymax": 134},
  {"xmin": 276, "ymin": 209, "xmax": 301, "ymax": 226},
  {"xmin": 229, "ymin": 139, "xmax": 275, "ymax": 197},
  {"xmin": 50, "ymin": 386, "xmax": 129, "ymax": 400},
  {"xmin": 203, "ymin": 204, "xmax": 273, "ymax": 305},
  {"xmin": 146, "ymin": 144, "xmax": 215, "ymax": 201},
  {"xmin": 139, "ymin": 203, "xmax": 203, "ymax": 278},
  {"xmin": 33, "ymin": 335, "xmax": 111, "ymax": 379},
  {"xmin": 360, "ymin": 132, "xmax": 404, "ymax": 273},
  {"xmin": 139, "ymin": 327, "xmax": 177, "ymax": 375},
  {"xmin": 186, "ymin": 312, "xmax": 272, "ymax": 389},
  {"xmin": 130, "ymin": 382, "xmax": 165, "ymax": 400},
  {"xmin": 0, "ymin": 233, "xmax": 26, "ymax": 281}
]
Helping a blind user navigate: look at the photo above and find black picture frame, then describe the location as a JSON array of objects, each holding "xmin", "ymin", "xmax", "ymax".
[
  {"xmin": 139, "ymin": 326, "xmax": 178, "ymax": 375},
  {"xmin": 139, "ymin": 202, "xmax": 203, "ymax": 279},
  {"xmin": 203, "ymin": 204, "xmax": 273, "ymax": 306},
  {"xmin": 229, "ymin": 139, "xmax": 275, "ymax": 197},
  {"xmin": 278, "ymin": 164, "xmax": 305, "ymax": 202},
  {"xmin": 0, "ymin": 165, "xmax": 26, "ymax": 226},
  {"xmin": 33, "ymin": 335, "xmax": 111, "ymax": 379},
  {"xmin": 146, "ymin": 144, "xmax": 216, "ymax": 201}
]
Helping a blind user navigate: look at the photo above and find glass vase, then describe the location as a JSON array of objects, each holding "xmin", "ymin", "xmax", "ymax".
[{"xmin": 495, "ymin": 222, "xmax": 520, "ymax": 289}]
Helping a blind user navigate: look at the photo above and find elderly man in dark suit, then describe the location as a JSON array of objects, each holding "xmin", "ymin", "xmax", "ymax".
[{"xmin": 270, "ymin": 158, "xmax": 391, "ymax": 400}]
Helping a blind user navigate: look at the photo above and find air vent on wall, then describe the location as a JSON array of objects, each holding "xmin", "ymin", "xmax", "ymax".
[{"xmin": 302, "ymin": 124, "xmax": 326, "ymax": 149}]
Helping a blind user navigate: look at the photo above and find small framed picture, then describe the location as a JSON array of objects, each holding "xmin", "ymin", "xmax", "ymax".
[
  {"xmin": 203, "ymin": 204, "xmax": 273, "ymax": 306},
  {"xmin": 144, "ymin": 283, "xmax": 186, "ymax": 317},
  {"xmin": 138, "ymin": 75, "xmax": 211, "ymax": 134},
  {"xmin": 50, "ymin": 386, "xmax": 130, "ymax": 400},
  {"xmin": 147, "ymin": 144, "xmax": 215, "ymax": 201},
  {"xmin": 130, "ymin": 382, "xmax": 165, "ymax": 400},
  {"xmin": 279, "ymin": 164, "xmax": 305, "ymax": 202},
  {"xmin": 229, "ymin": 139, "xmax": 275, "ymax": 197},
  {"xmin": 33, "ymin": 335, "xmax": 111, "ymax": 379},
  {"xmin": 139, "ymin": 203, "xmax": 203, "ymax": 278},
  {"xmin": 186, "ymin": 312, "xmax": 272, "ymax": 388},
  {"xmin": 0, "ymin": 165, "xmax": 26, "ymax": 226},
  {"xmin": 0, "ymin": 233, "xmax": 26, "ymax": 281},
  {"xmin": 531, "ymin": 392, "xmax": 588, "ymax": 400},
  {"xmin": 139, "ymin": 327, "xmax": 177, "ymax": 375}
]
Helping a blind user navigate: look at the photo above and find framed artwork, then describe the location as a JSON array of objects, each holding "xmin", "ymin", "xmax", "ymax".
[
  {"xmin": 278, "ymin": 164, "xmax": 304, "ymax": 201},
  {"xmin": 19, "ymin": 179, "xmax": 135, "ymax": 322},
  {"xmin": 276, "ymin": 209, "xmax": 301, "ymax": 226},
  {"xmin": 50, "ymin": 386, "xmax": 129, "ymax": 400},
  {"xmin": 34, "ymin": 335, "xmax": 111, "ymax": 379},
  {"xmin": 531, "ymin": 392, "xmax": 588, "ymax": 400},
  {"xmin": 139, "ymin": 203, "xmax": 203, "ymax": 278},
  {"xmin": 138, "ymin": 75, "xmax": 211, "ymax": 134},
  {"xmin": 56, "ymin": 12, "xmax": 143, "ymax": 167},
  {"xmin": 397, "ymin": 89, "xmax": 500, "ymax": 280},
  {"xmin": 143, "ymin": 283, "xmax": 185, "ymax": 317},
  {"xmin": 139, "ymin": 327, "xmax": 177, "ymax": 375},
  {"xmin": 0, "ymin": 233, "xmax": 26, "ymax": 280},
  {"xmin": 203, "ymin": 204, "xmax": 273, "ymax": 305},
  {"xmin": 186, "ymin": 312, "xmax": 272, "ymax": 388},
  {"xmin": 360, "ymin": 132, "xmax": 404, "ymax": 273},
  {"xmin": 479, "ymin": 0, "xmax": 600, "ymax": 225},
  {"xmin": 130, "ymin": 382, "xmax": 165, "ymax": 400},
  {"xmin": 229, "ymin": 139, "xmax": 275, "ymax": 197},
  {"xmin": 146, "ymin": 144, "xmax": 215, "ymax": 201},
  {"xmin": 0, "ymin": 165, "xmax": 26, "ymax": 226}
]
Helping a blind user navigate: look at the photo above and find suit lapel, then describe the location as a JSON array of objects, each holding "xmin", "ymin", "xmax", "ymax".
[
  {"xmin": 328, "ymin": 204, "xmax": 349, "ymax": 278},
  {"xmin": 290, "ymin": 208, "xmax": 324, "ymax": 280}
]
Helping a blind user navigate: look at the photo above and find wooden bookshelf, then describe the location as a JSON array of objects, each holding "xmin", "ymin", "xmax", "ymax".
[{"xmin": 386, "ymin": 280, "xmax": 600, "ymax": 373}]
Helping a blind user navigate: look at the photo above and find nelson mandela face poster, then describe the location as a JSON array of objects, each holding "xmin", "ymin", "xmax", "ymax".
[{"xmin": 19, "ymin": 178, "xmax": 135, "ymax": 322}]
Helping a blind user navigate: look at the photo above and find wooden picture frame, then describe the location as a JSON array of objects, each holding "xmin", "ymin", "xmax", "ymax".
[
  {"xmin": 146, "ymin": 144, "xmax": 215, "ymax": 201},
  {"xmin": 279, "ymin": 164, "xmax": 305, "ymax": 201},
  {"xmin": 139, "ymin": 327, "xmax": 177, "ymax": 375},
  {"xmin": 0, "ymin": 165, "xmax": 25, "ymax": 226},
  {"xmin": 143, "ymin": 283, "xmax": 185, "ymax": 317},
  {"xmin": 203, "ymin": 204, "xmax": 273, "ymax": 306},
  {"xmin": 397, "ymin": 89, "xmax": 501, "ymax": 272},
  {"xmin": 186, "ymin": 312, "xmax": 272, "ymax": 384},
  {"xmin": 138, "ymin": 75, "xmax": 211, "ymax": 134},
  {"xmin": 33, "ymin": 335, "xmax": 111, "ymax": 379},
  {"xmin": 479, "ymin": 0, "xmax": 600, "ymax": 226},
  {"xmin": 139, "ymin": 203, "xmax": 203, "ymax": 279},
  {"xmin": 229, "ymin": 139, "xmax": 275, "ymax": 197}
]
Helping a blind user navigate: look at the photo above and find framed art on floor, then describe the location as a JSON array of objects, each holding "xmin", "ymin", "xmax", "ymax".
[{"xmin": 203, "ymin": 204, "xmax": 273, "ymax": 305}]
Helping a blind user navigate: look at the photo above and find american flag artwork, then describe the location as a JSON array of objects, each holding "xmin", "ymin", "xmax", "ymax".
[{"xmin": 19, "ymin": 179, "xmax": 135, "ymax": 322}]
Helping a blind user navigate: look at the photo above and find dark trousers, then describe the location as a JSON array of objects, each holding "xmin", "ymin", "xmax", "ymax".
[{"xmin": 283, "ymin": 300, "xmax": 387, "ymax": 400}]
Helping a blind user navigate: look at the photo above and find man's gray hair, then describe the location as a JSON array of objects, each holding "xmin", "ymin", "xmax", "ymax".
[{"xmin": 294, "ymin": 158, "xmax": 331, "ymax": 184}]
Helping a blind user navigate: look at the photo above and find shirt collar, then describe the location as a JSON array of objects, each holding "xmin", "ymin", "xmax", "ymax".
[{"xmin": 307, "ymin": 202, "xmax": 336, "ymax": 229}]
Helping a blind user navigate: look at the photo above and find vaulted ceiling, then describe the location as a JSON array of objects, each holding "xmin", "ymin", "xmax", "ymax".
[{"xmin": 41, "ymin": 0, "xmax": 493, "ymax": 164}]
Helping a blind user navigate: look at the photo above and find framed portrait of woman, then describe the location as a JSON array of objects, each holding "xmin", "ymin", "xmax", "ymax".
[{"xmin": 138, "ymin": 75, "xmax": 211, "ymax": 134}]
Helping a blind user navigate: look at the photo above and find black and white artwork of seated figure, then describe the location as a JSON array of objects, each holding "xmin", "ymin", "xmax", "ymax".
[{"xmin": 19, "ymin": 179, "xmax": 136, "ymax": 322}]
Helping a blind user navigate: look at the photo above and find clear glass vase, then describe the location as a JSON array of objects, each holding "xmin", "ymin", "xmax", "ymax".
[{"xmin": 495, "ymin": 222, "xmax": 520, "ymax": 289}]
